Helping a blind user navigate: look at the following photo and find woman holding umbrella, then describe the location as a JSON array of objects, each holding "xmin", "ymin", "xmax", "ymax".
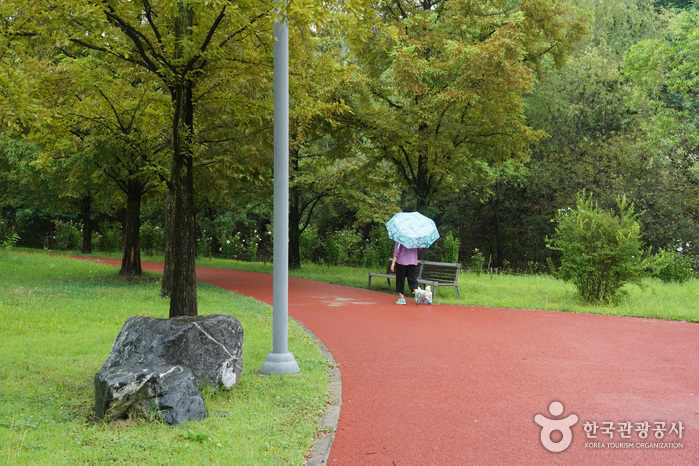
[
  {"xmin": 386, "ymin": 212, "xmax": 440, "ymax": 305},
  {"xmin": 391, "ymin": 243, "xmax": 419, "ymax": 305}
]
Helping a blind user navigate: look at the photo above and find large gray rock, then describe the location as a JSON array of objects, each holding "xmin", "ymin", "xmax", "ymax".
[
  {"xmin": 94, "ymin": 364, "xmax": 206, "ymax": 425},
  {"xmin": 101, "ymin": 314, "xmax": 244, "ymax": 389}
]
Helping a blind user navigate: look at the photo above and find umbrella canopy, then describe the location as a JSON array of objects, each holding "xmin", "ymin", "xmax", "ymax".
[{"xmin": 386, "ymin": 212, "xmax": 440, "ymax": 249}]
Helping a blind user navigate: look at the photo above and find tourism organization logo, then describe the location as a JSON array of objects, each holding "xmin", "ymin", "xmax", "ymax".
[
  {"xmin": 534, "ymin": 401, "xmax": 685, "ymax": 453},
  {"xmin": 534, "ymin": 401, "xmax": 579, "ymax": 452}
]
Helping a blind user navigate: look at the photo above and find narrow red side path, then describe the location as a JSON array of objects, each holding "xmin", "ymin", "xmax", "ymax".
[{"xmin": 86, "ymin": 258, "xmax": 698, "ymax": 465}]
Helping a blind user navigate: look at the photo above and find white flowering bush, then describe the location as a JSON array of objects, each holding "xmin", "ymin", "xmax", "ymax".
[
  {"xmin": 53, "ymin": 219, "xmax": 82, "ymax": 250},
  {"xmin": 655, "ymin": 241, "xmax": 696, "ymax": 283}
]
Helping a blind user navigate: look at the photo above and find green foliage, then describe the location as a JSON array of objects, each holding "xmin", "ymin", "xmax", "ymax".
[
  {"xmin": 100, "ymin": 222, "xmax": 123, "ymax": 253},
  {"xmin": 218, "ymin": 232, "xmax": 243, "ymax": 259},
  {"xmin": 470, "ymin": 249, "xmax": 486, "ymax": 275},
  {"xmin": 547, "ymin": 192, "xmax": 648, "ymax": 304},
  {"xmin": 0, "ymin": 218, "xmax": 20, "ymax": 248},
  {"xmin": 654, "ymin": 241, "xmax": 697, "ymax": 283},
  {"xmin": 2, "ymin": 231, "xmax": 20, "ymax": 248},
  {"xmin": 52, "ymin": 219, "xmax": 81, "ymax": 250},
  {"xmin": 361, "ymin": 224, "xmax": 395, "ymax": 268},
  {"xmin": 326, "ymin": 228, "xmax": 363, "ymax": 266},
  {"xmin": 299, "ymin": 224, "xmax": 324, "ymax": 264},
  {"xmin": 140, "ymin": 222, "xmax": 165, "ymax": 256},
  {"xmin": 338, "ymin": 0, "xmax": 587, "ymax": 209},
  {"xmin": 442, "ymin": 231, "xmax": 460, "ymax": 264}
]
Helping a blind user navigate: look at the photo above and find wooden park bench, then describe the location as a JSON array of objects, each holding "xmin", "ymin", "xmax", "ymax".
[
  {"xmin": 417, "ymin": 260, "xmax": 461, "ymax": 299},
  {"xmin": 367, "ymin": 258, "xmax": 397, "ymax": 289},
  {"xmin": 368, "ymin": 259, "xmax": 461, "ymax": 299}
]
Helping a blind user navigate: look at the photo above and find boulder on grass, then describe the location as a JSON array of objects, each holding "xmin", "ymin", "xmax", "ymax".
[
  {"xmin": 94, "ymin": 364, "xmax": 206, "ymax": 425},
  {"xmin": 101, "ymin": 314, "xmax": 244, "ymax": 389}
]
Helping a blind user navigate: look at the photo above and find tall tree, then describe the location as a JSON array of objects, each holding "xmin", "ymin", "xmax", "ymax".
[
  {"xmin": 2, "ymin": 0, "xmax": 276, "ymax": 316},
  {"xmin": 337, "ymin": 0, "xmax": 587, "ymax": 211},
  {"xmin": 625, "ymin": 7, "xmax": 699, "ymax": 246}
]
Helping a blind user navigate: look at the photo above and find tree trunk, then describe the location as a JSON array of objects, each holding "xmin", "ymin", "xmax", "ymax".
[
  {"xmin": 161, "ymin": 190, "xmax": 173, "ymax": 297},
  {"xmin": 490, "ymin": 183, "xmax": 504, "ymax": 269},
  {"xmin": 167, "ymin": 80, "xmax": 198, "ymax": 316},
  {"xmin": 120, "ymin": 182, "xmax": 143, "ymax": 275},
  {"xmin": 415, "ymin": 123, "xmax": 432, "ymax": 212},
  {"xmin": 289, "ymin": 155, "xmax": 301, "ymax": 269},
  {"xmin": 79, "ymin": 194, "xmax": 93, "ymax": 254},
  {"xmin": 167, "ymin": 144, "xmax": 198, "ymax": 317},
  {"xmin": 167, "ymin": 2, "xmax": 198, "ymax": 317}
]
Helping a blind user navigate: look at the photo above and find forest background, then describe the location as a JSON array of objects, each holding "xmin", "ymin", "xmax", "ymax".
[{"xmin": 2, "ymin": 0, "xmax": 698, "ymax": 303}]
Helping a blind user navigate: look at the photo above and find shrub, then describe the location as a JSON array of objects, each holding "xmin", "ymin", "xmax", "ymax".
[
  {"xmin": 547, "ymin": 192, "xmax": 648, "ymax": 304},
  {"xmin": 654, "ymin": 241, "xmax": 696, "ymax": 283},
  {"xmin": 1, "ymin": 219, "xmax": 20, "ymax": 248},
  {"xmin": 326, "ymin": 228, "xmax": 362, "ymax": 266},
  {"xmin": 53, "ymin": 219, "xmax": 82, "ymax": 250},
  {"xmin": 362, "ymin": 225, "xmax": 394, "ymax": 268},
  {"xmin": 470, "ymin": 248, "xmax": 485, "ymax": 274},
  {"xmin": 244, "ymin": 230, "xmax": 261, "ymax": 262},
  {"xmin": 2, "ymin": 230, "xmax": 20, "ymax": 248},
  {"xmin": 299, "ymin": 224, "xmax": 324, "ymax": 263},
  {"xmin": 197, "ymin": 228, "xmax": 214, "ymax": 258},
  {"xmin": 140, "ymin": 222, "xmax": 165, "ymax": 256},
  {"xmin": 100, "ymin": 222, "xmax": 123, "ymax": 252},
  {"xmin": 218, "ymin": 232, "xmax": 243, "ymax": 259},
  {"xmin": 442, "ymin": 231, "xmax": 460, "ymax": 263}
]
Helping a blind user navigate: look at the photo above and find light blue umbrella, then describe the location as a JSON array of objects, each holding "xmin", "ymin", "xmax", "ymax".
[{"xmin": 386, "ymin": 212, "xmax": 440, "ymax": 249}]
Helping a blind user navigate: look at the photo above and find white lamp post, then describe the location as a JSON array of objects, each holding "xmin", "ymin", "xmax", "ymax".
[{"xmin": 261, "ymin": 0, "xmax": 300, "ymax": 375}]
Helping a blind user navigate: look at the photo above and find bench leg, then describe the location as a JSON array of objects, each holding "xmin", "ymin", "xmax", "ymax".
[{"xmin": 455, "ymin": 286, "xmax": 460, "ymax": 299}]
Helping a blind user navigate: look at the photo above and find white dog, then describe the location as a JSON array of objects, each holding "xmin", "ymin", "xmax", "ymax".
[{"xmin": 414, "ymin": 285, "xmax": 432, "ymax": 305}]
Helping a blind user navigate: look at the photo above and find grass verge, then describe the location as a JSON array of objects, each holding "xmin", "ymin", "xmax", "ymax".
[{"xmin": 0, "ymin": 252, "xmax": 329, "ymax": 464}]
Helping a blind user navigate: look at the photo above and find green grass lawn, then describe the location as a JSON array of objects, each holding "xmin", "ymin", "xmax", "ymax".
[{"xmin": 0, "ymin": 252, "xmax": 329, "ymax": 464}]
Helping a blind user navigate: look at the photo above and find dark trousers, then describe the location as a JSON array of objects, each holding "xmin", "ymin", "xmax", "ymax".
[{"xmin": 396, "ymin": 263, "xmax": 418, "ymax": 294}]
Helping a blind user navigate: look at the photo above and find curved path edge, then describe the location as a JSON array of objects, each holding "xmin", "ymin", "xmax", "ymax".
[{"xmin": 292, "ymin": 317, "xmax": 342, "ymax": 466}]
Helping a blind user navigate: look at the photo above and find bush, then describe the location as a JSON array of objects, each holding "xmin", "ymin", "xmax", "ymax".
[
  {"xmin": 470, "ymin": 248, "xmax": 485, "ymax": 274},
  {"xmin": 197, "ymin": 228, "xmax": 214, "ymax": 258},
  {"xmin": 218, "ymin": 232, "xmax": 243, "ymax": 259},
  {"xmin": 362, "ymin": 225, "xmax": 394, "ymax": 268},
  {"xmin": 299, "ymin": 224, "xmax": 323, "ymax": 263},
  {"xmin": 99, "ymin": 222, "xmax": 123, "ymax": 252},
  {"xmin": 244, "ymin": 230, "xmax": 261, "ymax": 262},
  {"xmin": 547, "ymin": 192, "xmax": 648, "ymax": 304},
  {"xmin": 326, "ymin": 228, "xmax": 362, "ymax": 266},
  {"xmin": 140, "ymin": 222, "xmax": 164, "ymax": 256},
  {"xmin": 654, "ymin": 242, "xmax": 696, "ymax": 283},
  {"xmin": 0, "ymin": 219, "xmax": 20, "ymax": 248},
  {"xmin": 53, "ymin": 219, "xmax": 82, "ymax": 250},
  {"xmin": 442, "ymin": 231, "xmax": 460, "ymax": 263}
]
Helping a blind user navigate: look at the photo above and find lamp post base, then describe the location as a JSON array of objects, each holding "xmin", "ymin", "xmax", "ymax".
[{"xmin": 260, "ymin": 351, "xmax": 300, "ymax": 375}]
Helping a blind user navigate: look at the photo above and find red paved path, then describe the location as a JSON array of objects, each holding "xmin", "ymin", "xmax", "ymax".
[{"xmin": 88, "ymin": 258, "xmax": 698, "ymax": 465}]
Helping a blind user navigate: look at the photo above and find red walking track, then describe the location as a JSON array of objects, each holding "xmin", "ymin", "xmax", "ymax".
[{"xmin": 85, "ymin": 258, "xmax": 697, "ymax": 465}]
